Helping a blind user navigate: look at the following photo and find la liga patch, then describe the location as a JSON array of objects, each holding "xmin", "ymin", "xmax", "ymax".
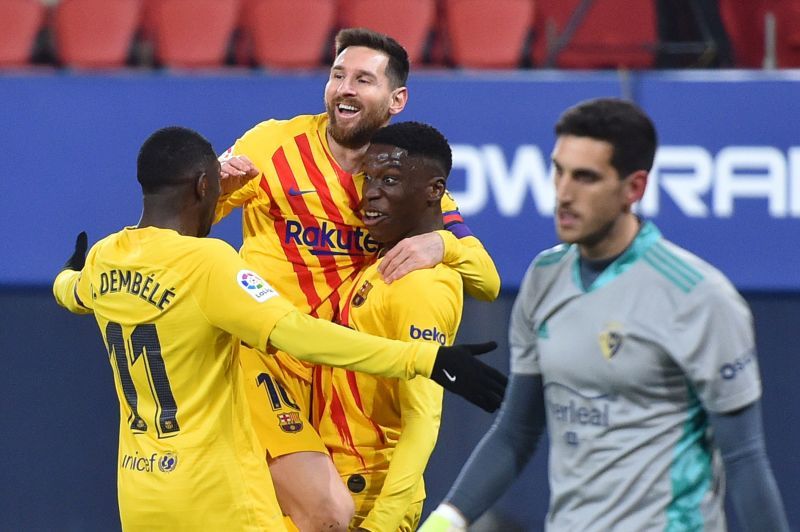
[{"xmin": 237, "ymin": 270, "xmax": 278, "ymax": 302}]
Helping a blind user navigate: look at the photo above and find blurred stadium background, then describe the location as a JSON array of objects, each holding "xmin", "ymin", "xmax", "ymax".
[{"xmin": 1, "ymin": 1, "xmax": 798, "ymax": 530}]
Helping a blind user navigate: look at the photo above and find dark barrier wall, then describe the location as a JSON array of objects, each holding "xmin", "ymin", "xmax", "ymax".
[{"xmin": 1, "ymin": 289, "xmax": 797, "ymax": 531}]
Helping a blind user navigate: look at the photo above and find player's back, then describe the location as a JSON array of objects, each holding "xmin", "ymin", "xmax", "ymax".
[{"xmin": 81, "ymin": 227, "xmax": 286, "ymax": 530}]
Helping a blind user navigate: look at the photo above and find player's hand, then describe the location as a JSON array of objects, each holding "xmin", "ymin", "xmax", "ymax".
[
  {"xmin": 218, "ymin": 153, "xmax": 260, "ymax": 196},
  {"xmin": 433, "ymin": 341, "xmax": 506, "ymax": 412},
  {"xmin": 63, "ymin": 231, "xmax": 88, "ymax": 271},
  {"xmin": 418, "ymin": 506, "xmax": 468, "ymax": 531},
  {"xmin": 378, "ymin": 232, "xmax": 444, "ymax": 284}
]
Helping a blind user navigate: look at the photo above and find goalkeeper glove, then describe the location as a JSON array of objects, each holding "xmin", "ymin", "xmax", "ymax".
[
  {"xmin": 432, "ymin": 341, "xmax": 506, "ymax": 412},
  {"xmin": 63, "ymin": 231, "xmax": 88, "ymax": 271},
  {"xmin": 419, "ymin": 504, "xmax": 468, "ymax": 532}
]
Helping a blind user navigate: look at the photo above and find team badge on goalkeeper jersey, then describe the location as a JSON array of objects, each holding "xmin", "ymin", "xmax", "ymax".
[
  {"xmin": 351, "ymin": 280, "xmax": 373, "ymax": 308},
  {"xmin": 277, "ymin": 412, "xmax": 303, "ymax": 433},
  {"xmin": 599, "ymin": 322, "xmax": 624, "ymax": 360}
]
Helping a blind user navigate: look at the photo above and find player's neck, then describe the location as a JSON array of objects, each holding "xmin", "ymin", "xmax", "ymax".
[
  {"xmin": 326, "ymin": 130, "xmax": 369, "ymax": 174},
  {"xmin": 579, "ymin": 213, "xmax": 640, "ymax": 261},
  {"xmin": 138, "ymin": 197, "xmax": 201, "ymax": 237}
]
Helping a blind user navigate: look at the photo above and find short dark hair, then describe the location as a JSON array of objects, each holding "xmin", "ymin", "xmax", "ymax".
[
  {"xmin": 555, "ymin": 98, "xmax": 657, "ymax": 178},
  {"xmin": 334, "ymin": 28, "xmax": 409, "ymax": 88},
  {"xmin": 137, "ymin": 126, "xmax": 216, "ymax": 193},
  {"xmin": 370, "ymin": 121, "xmax": 452, "ymax": 176}
]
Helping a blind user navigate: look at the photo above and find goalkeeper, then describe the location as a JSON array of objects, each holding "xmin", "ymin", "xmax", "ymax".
[{"xmin": 421, "ymin": 99, "xmax": 788, "ymax": 532}]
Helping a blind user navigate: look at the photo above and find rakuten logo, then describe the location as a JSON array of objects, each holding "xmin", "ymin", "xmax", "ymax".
[
  {"xmin": 450, "ymin": 144, "xmax": 800, "ymax": 218},
  {"xmin": 284, "ymin": 220, "xmax": 379, "ymax": 256},
  {"xmin": 409, "ymin": 325, "xmax": 447, "ymax": 345}
]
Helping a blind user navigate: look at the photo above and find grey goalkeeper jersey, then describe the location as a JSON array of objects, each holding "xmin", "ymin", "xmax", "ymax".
[{"xmin": 510, "ymin": 222, "xmax": 761, "ymax": 532}]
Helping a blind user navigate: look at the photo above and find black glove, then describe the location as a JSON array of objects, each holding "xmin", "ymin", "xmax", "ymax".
[
  {"xmin": 63, "ymin": 231, "xmax": 88, "ymax": 271},
  {"xmin": 432, "ymin": 341, "xmax": 507, "ymax": 413}
]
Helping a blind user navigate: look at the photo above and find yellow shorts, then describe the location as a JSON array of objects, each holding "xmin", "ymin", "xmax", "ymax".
[
  {"xmin": 239, "ymin": 344, "xmax": 326, "ymax": 459},
  {"xmin": 344, "ymin": 472, "xmax": 424, "ymax": 531}
]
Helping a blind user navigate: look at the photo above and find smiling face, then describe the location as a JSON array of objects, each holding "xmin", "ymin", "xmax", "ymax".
[
  {"xmin": 361, "ymin": 143, "xmax": 444, "ymax": 249},
  {"xmin": 552, "ymin": 135, "xmax": 646, "ymax": 259},
  {"xmin": 324, "ymin": 46, "xmax": 407, "ymax": 149}
]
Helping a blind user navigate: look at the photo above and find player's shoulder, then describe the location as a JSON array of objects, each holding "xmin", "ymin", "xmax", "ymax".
[
  {"xmin": 639, "ymin": 237, "xmax": 730, "ymax": 295},
  {"xmin": 639, "ymin": 237, "xmax": 749, "ymax": 322},
  {"xmin": 388, "ymin": 263, "xmax": 463, "ymax": 297},
  {"xmin": 191, "ymin": 236, "xmax": 240, "ymax": 260},
  {"xmin": 531, "ymin": 243, "xmax": 574, "ymax": 270},
  {"xmin": 246, "ymin": 113, "xmax": 323, "ymax": 138}
]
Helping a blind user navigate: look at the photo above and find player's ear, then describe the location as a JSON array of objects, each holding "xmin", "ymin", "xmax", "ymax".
[
  {"xmin": 388, "ymin": 86, "xmax": 408, "ymax": 116},
  {"xmin": 427, "ymin": 176, "xmax": 446, "ymax": 202},
  {"xmin": 195, "ymin": 171, "xmax": 209, "ymax": 200},
  {"xmin": 625, "ymin": 170, "xmax": 648, "ymax": 205}
]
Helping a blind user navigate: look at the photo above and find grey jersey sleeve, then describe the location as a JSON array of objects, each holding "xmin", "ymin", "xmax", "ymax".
[
  {"xmin": 445, "ymin": 373, "xmax": 547, "ymax": 523},
  {"xmin": 671, "ymin": 276, "xmax": 761, "ymax": 413},
  {"xmin": 509, "ymin": 262, "xmax": 540, "ymax": 375}
]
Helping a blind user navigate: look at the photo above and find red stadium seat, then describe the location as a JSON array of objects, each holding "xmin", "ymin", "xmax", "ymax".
[
  {"xmin": 720, "ymin": 0, "xmax": 800, "ymax": 68},
  {"xmin": 238, "ymin": 0, "xmax": 335, "ymax": 68},
  {"xmin": 338, "ymin": 0, "xmax": 436, "ymax": 64},
  {"xmin": 148, "ymin": 0, "xmax": 241, "ymax": 68},
  {"xmin": 444, "ymin": 0, "xmax": 534, "ymax": 68},
  {"xmin": 0, "ymin": 0, "xmax": 45, "ymax": 67},
  {"xmin": 533, "ymin": 0, "xmax": 656, "ymax": 69},
  {"xmin": 53, "ymin": 0, "xmax": 140, "ymax": 68}
]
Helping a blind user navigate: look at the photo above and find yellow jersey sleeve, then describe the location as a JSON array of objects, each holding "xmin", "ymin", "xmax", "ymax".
[
  {"xmin": 439, "ymin": 193, "xmax": 501, "ymax": 301},
  {"xmin": 192, "ymin": 240, "xmax": 296, "ymax": 351},
  {"xmin": 53, "ymin": 242, "xmax": 98, "ymax": 315},
  {"xmin": 268, "ymin": 311, "xmax": 438, "ymax": 379},
  {"xmin": 359, "ymin": 269, "xmax": 458, "ymax": 531}
]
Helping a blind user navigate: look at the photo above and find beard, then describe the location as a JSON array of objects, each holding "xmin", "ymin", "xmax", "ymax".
[{"xmin": 326, "ymin": 98, "xmax": 391, "ymax": 149}]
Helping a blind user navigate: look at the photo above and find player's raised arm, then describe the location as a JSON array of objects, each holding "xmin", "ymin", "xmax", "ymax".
[
  {"xmin": 378, "ymin": 199, "xmax": 501, "ymax": 302},
  {"xmin": 53, "ymin": 231, "xmax": 93, "ymax": 315}
]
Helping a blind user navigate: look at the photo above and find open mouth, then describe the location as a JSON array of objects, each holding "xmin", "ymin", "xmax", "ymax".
[
  {"xmin": 363, "ymin": 209, "xmax": 387, "ymax": 226},
  {"xmin": 336, "ymin": 102, "xmax": 361, "ymax": 119}
]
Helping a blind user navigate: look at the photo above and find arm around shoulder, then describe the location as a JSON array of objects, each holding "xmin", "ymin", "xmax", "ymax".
[{"xmin": 438, "ymin": 230, "xmax": 500, "ymax": 301}]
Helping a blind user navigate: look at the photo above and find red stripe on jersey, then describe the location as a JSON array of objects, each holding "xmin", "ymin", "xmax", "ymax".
[
  {"xmin": 442, "ymin": 211, "xmax": 464, "ymax": 225},
  {"xmin": 337, "ymin": 271, "xmax": 364, "ymax": 328},
  {"xmin": 293, "ymin": 133, "xmax": 353, "ymax": 313},
  {"xmin": 330, "ymin": 385, "xmax": 367, "ymax": 468},
  {"xmin": 311, "ymin": 365, "xmax": 325, "ymax": 428},
  {"xmin": 315, "ymin": 130, "xmax": 373, "ymax": 307},
  {"xmin": 259, "ymin": 173, "xmax": 322, "ymax": 314},
  {"xmin": 346, "ymin": 370, "xmax": 386, "ymax": 445}
]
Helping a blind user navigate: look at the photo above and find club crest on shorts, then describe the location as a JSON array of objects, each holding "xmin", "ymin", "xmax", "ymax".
[
  {"xmin": 351, "ymin": 280, "xmax": 373, "ymax": 308},
  {"xmin": 237, "ymin": 270, "xmax": 278, "ymax": 302},
  {"xmin": 277, "ymin": 412, "xmax": 303, "ymax": 433},
  {"xmin": 598, "ymin": 322, "xmax": 624, "ymax": 360}
]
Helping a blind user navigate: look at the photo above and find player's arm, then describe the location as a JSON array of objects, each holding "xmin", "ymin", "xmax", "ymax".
[
  {"xmin": 421, "ymin": 373, "xmax": 547, "ymax": 531},
  {"xmin": 360, "ymin": 376, "xmax": 443, "ymax": 531},
  {"xmin": 213, "ymin": 124, "xmax": 271, "ymax": 222},
  {"xmin": 359, "ymin": 274, "xmax": 454, "ymax": 531},
  {"xmin": 53, "ymin": 232, "xmax": 94, "ymax": 315},
  {"xmin": 673, "ymin": 280, "xmax": 787, "ymax": 530},
  {"xmin": 199, "ymin": 253, "xmax": 506, "ymax": 412},
  {"xmin": 708, "ymin": 402, "xmax": 789, "ymax": 532},
  {"xmin": 421, "ymin": 262, "xmax": 545, "ymax": 531},
  {"xmin": 378, "ymin": 193, "xmax": 501, "ymax": 301},
  {"xmin": 268, "ymin": 312, "xmax": 503, "ymax": 412}
]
